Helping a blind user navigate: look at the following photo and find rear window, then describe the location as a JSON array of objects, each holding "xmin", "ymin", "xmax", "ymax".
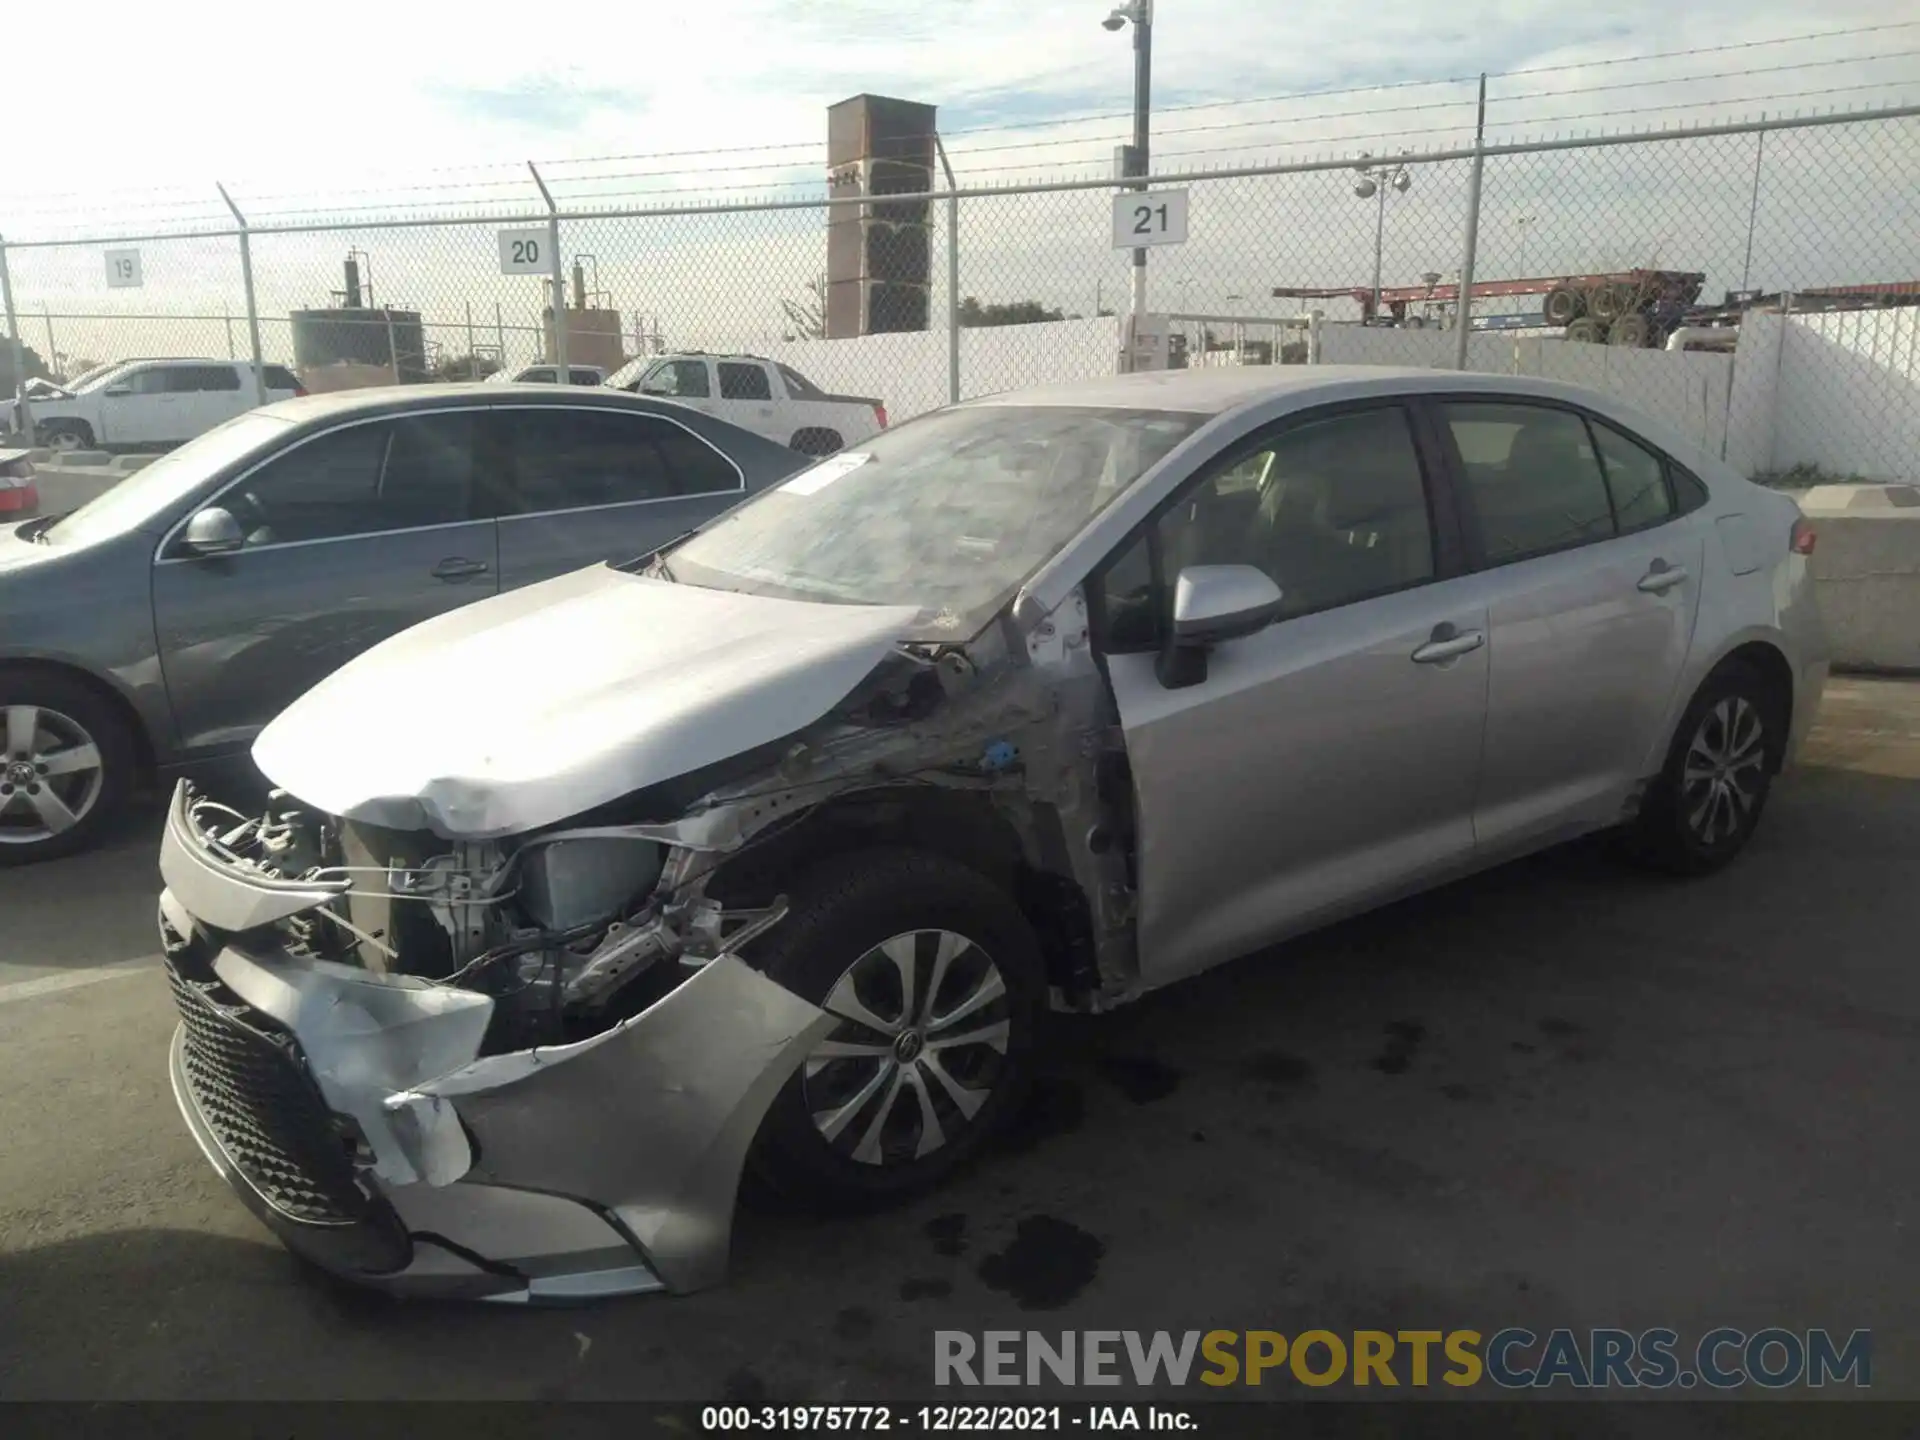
[
  {"xmin": 777, "ymin": 364, "xmax": 827, "ymax": 400},
  {"xmin": 263, "ymin": 366, "xmax": 301, "ymax": 391},
  {"xmin": 165, "ymin": 365, "xmax": 241, "ymax": 393}
]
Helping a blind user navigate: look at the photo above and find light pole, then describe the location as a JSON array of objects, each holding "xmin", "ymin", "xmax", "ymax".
[
  {"xmin": 1514, "ymin": 212, "xmax": 1538, "ymax": 278},
  {"xmin": 1103, "ymin": 0, "xmax": 1153, "ymax": 321},
  {"xmin": 1352, "ymin": 154, "xmax": 1411, "ymax": 323}
]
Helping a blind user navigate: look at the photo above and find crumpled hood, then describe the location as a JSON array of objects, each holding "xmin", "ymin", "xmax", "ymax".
[{"xmin": 252, "ymin": 564, "xmax": 921, "ymax": 837}]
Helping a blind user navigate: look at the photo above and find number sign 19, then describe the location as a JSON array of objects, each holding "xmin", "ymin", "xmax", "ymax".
[
  {"xmin": 1110, "ymin": 189, "xmax": 1189, "ymax": 249},
  {"xmin": 104, "ymin": 248, "xmax": 144, "ymax": 288},
  {"xmin": 498, "ymin": 229, "xmax": 550, "ymax": 275}
]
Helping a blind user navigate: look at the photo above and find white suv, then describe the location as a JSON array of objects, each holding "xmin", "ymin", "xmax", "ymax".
[{"xmin": 28, "ymin": 359, "xmax": 304, "ymax": 452}]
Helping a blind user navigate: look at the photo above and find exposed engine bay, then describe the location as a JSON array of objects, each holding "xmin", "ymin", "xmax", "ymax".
[{"xmin": 172, "ymin": 590, "xmax": 1137, "ymax": 1057}]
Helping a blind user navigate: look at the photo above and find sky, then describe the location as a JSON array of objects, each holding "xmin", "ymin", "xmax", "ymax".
[{"xmin": 5, "ymin": 1, "xmax": 1917, "ymax": 391}]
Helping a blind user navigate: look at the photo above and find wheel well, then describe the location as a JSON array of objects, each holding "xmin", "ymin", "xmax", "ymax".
[
  {"xmin": 707, "ymin": 786, "xmax": 1096, "ymax": 995},
  {"xmin": 40, "ymin": 416, "xmax": 93, "ymax": 439},
  {"xmin": 1713, "ymin": 641, "xmax": 1794, "ymax": 763},
  {"xmin": 789, "ymin": 427, "xmax": 844, "ymax": 456},
  {"xmin": 0, "ymin": 659, "xmax": 156, "ymax": 786}
]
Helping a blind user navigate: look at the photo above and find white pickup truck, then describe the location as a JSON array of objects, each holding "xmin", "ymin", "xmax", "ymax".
[{"xmin": 607, "ymin": 352, "xmax": 886, "ymax": 455}]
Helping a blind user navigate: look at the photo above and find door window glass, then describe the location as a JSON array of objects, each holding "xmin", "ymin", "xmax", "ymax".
[
  {"xmin": 1101, "ymin": 406, "xmax": 1435, "ymax": 649},
  {"xmin": 119, "ymin": 368, "xmax": 171, "ymax": 396},
  {"xmin": 1590, "ymin": 419, "xmax": 1675, "ymax": 533},
  {"xmin": 652, "ymin": 425, "xmax": 741, "ymax": 496},
  {"xmin": 718, "ymin": 362, "xmax": 773, "ymax": 401},
  {"xmin": 1443, "ymin": 402, "xmax": 1615, "ymax": 562},
  {"xmin": 166, "ymin": 365, "xmax": 241, "ymax": 393},
  {"xmin": 230, "ymin": 416, "xmax": 472, "ymax": 546},
  {"xmin": 640, "ymin": 360, "xmax": 710, "ymax": 399},
  {"xmin": 503, "ymin": 409, "xmax": 679, "ymax": 511}
]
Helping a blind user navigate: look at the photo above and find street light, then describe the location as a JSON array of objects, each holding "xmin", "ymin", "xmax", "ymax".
[
  {"xmin": 1103, "ymin": 0, "xmax": 1153, "ymax": 322},
  {"xmin": 1352, "ymin": 153, "xmax": 1412, "ymax": 322},
  {"xmin": 1514, "ymin": 212, "xmax": 1538, "ymax": 278}
]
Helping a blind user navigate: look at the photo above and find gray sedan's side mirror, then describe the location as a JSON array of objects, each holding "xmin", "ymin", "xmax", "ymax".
[
  {"xmin": 1158, "ymin": 564, "xmax": 1284, "ymax": 690},
  {"xmin": 181, "ymin": 506, "xmax": 245, "ymax": 556}
]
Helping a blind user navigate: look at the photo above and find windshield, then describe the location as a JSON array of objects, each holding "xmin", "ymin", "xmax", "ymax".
[
  {"xmin": 45, "ymin": 411, "xmax": 293, "ymax": 546},
  {"xmin": 667, "ymin": 404, "xmax": 1202, "ymax": 637},
  {"xmin": 605, "ymin": 356, "xmax": 647, "ymax": 390},
  {"xmin": 67, "ymin": 363, "xmax": 122, "ymax": 393}
]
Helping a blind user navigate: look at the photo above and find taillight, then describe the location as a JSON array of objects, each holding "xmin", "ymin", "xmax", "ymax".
[
  {"xmin": 873, "ymin": 403, "xmax": 888, "ymax": 429},
  {"xmin": 0, "ymin": 482, "xmax": 39, "ymax": 514},
  {"xmin": 292, "ymin": 382, "xmax": 309, "ymax": 397},
  {"xmin": 1790, "ymin": 517, "xmax": 1817, "ymax": 555}
]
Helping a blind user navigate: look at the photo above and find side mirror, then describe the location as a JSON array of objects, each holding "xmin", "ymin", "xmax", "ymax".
[
  {"xmin": 181, "ymin": 506, "xmax": 245, "ymax": 556},
  {"xmin": 102, "ymin": 385, "xmax": 132, "ymax": 397},
  {"xmin": 1156, "ymin": 564, "xmax": 1284, "ymax": 690}
]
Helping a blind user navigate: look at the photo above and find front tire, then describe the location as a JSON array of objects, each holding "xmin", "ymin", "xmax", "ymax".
[
  {"xmin": 744, "ymin": 849, "xmax": 1045, "ymax": 1211},
  {"xmin": 40, "ymin": 420, "xmax": 94, "ymax": 453},
  {"xmin": 0, "ymin": 671, "xmax": 136, "ymax": 865},
  {"xmin": 1622, "ymin": 662, "xmax": 1781, "ymax": 876}
]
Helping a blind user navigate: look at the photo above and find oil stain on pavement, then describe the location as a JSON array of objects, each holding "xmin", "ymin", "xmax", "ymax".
[
  {"xmin": 978, "ymin": 1215, "xmax": 1105, "ymax": 1311},
  {"xmin": 1371, "ymin": 1020, "xmax": 1427, "ymax": 1075},
  {"xmin": 1093, "ymin": 1055, "xmax": 1182, "ymax": 1103}
]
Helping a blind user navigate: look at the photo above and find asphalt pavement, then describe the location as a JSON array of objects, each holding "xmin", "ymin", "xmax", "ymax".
[{"xmin": 1, "ymin": 679, "xmax": 1916, "ymax": 1403}]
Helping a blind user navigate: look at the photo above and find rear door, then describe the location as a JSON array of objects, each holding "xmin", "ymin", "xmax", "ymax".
[
  {"xmin": 166, "ymin": 363, "xmax": 246, "ymax": 437},
  {"xmin": 152, "ymin": 410, "xmax": 499, "ymax": 752},
  {"xmin": 490, "ymin": 405, "xmax": 746, "ymax": 589},
  {"xmin": 716, "ymin": 360, "xmax": 781, "ymax": 442},
  {"xmin": 1434, "ymin": 398, "xmax": 1706, "ymax": 855}
]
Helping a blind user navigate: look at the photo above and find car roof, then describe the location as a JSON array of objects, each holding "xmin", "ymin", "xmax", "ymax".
[
  {"xmin": 959, "ymin": 364, "xmax": 1635, "ymax": 418},
  {"xmin": 252, "ymin": 382, "xmax": 691, "ymax": 424}
]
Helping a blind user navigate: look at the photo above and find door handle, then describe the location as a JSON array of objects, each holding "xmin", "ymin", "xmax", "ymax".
[
  {"xmin": 432, "ymin": 557, "xmax": 490, "ymax": 582},
  {"xmin": 1411, "ymin": 625, "xmax": 1485, "ymax": 664},
  {"xmin": 1637, "ymin": 562, "xmax": 1689, "ymax": 594}
]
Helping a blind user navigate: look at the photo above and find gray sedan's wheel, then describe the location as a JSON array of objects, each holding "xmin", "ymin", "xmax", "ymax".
[
  {"xmin": 0, "ymin": 673, "xmax": 134, "ymax": 865},
  {"xmin": 1621, "ymin": 662, "xmax": 1780, "ymax": 876},
  {"xmin": 744, "ymin": 849, "xmax": 1043, "ymax": 1211},
  {"xmin": 807, "ymin": 930, "xmax": 1012, "ymax": 1167}
]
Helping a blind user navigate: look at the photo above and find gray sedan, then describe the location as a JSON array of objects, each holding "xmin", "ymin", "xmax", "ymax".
[{"xmin": 0, "ymin": 384, "xmax": 806, "ymax": 863}]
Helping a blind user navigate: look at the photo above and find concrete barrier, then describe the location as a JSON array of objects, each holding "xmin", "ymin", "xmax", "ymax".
[
  {"xmin": 49, "ymin": 449, "xmax": 112, "ymax": 467},
  {"xmin": 28, "ymin": 469, "xmax": 122, "ymax": 517},
  {"xmin": 1801, "ymin": 484, "xmax": 1920, "ymax": 673}
]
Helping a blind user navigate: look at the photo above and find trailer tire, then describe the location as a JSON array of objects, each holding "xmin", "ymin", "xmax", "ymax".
[
  {"xmin": 1542, "ymin": 285, "xmax": 1584, "ymax": 327},
  {"xmin": 1608, "ymin": 312, "xmax": 1652, "ymax": 348},
  {"xmin": 1565, "ymin": 316, "xmax": 1608, "ymax": 344}
]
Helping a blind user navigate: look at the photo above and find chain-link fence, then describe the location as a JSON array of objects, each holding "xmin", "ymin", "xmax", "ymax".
[{"xmin": 4, "ymin": 104, "xmax": 1918, "ymax": 481}]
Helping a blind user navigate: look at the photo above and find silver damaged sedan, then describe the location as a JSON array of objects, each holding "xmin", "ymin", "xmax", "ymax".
[{"xmin": 156, "ymin": 367, "xmax": 1828, "ymax": 1301}]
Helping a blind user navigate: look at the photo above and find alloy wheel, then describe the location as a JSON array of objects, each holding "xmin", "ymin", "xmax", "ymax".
[
  {"xmin": 803, "ymin": 929, "xmax": 1011, "ymax": 1167},
  {"xmin": 1681, "ymin": 696, "xmax": 1767, "ymax": 846},
  {"xmin": 0, "ymin": 705, "xmax": 106, "ymax": 846}
]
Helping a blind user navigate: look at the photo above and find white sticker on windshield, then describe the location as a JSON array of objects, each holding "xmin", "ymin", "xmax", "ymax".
[{"xmin": 783, "ymin": 451, "xmax": 872, "ymax": 496}]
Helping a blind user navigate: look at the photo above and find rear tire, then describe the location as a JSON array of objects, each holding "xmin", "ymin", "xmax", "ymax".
[
  {"xmin": 0, "ymin": 669, "xmax": 136, "ymax": 865},
  {"xmin": 1620, "ymin": 662, "xmax": 1782, "ymax": 876},
  {"xmin": 744, "ymin": 848, "xmax": 1045, "ymax": 1212}
]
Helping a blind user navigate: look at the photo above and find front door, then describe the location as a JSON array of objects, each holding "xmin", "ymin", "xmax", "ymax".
[
  {"xmin": 153, "ymin": 411, "xmax": 499, "ymax": 754},
  {"xmin": 1433, "ymin": 399, "xmax": 1706, "ymax": 855},
  {"xmin": 97, "ymin": 365, "xmax": 179, "ymax": 445},
  {"xmin": 1098, "ymin": 403, "xmax": 1490, "ymax": 988},
  {"xmin": 633, "ymin": 358, "xmax": 714, "ymax": 420},
  {"xmin": 490, "ymin": 405, "xmax": 748, "ymax": 589}
]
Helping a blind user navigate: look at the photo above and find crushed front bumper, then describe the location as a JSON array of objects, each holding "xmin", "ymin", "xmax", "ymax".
[{"xmin": 157, "ymin": 784, "xmax": 833, "ymax": 1302}]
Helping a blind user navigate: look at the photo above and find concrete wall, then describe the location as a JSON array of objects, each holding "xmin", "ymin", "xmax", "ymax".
[
  {"xmin": 1800, "ymin": 485, "xmax": 1920, "ymax": 673},
  {"xmin": 1314, "ymin": 324, "xmax": 1734, "ymax": 461},
  {"xmin": 1771, "ymin": 308, "xmax": 1920, "ymax": 483}
]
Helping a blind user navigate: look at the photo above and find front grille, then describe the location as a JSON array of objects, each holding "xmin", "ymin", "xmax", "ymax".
[{"xmin": 167, "ymin": 960, "xmax": 373, "ymax": 1227}]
